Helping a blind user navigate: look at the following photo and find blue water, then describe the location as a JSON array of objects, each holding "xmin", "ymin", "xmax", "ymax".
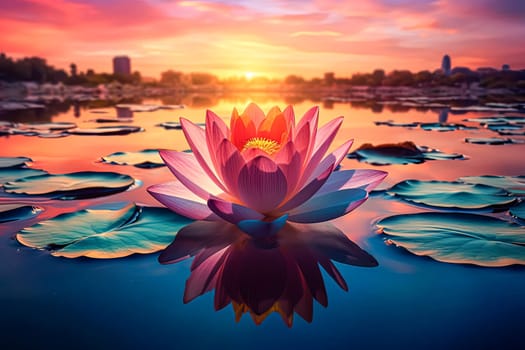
[{"xmin": 1, "ymin": 97, "xmax": 524, "ymax": 349}]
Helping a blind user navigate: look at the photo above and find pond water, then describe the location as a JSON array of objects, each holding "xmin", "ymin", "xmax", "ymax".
[{"xmin": 1, "ymin": 94, "xmax": 524, "ymax": 350}]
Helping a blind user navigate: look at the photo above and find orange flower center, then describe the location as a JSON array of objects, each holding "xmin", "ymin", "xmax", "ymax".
[{"xmin": 242, "ymin": 137, "xmax": 281, "ymax": 155}]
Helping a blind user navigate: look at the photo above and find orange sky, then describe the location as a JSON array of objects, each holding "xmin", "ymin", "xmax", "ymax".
[{"xmin": 1, "ymin": 0, "xmax": 524, "ymax": 79}]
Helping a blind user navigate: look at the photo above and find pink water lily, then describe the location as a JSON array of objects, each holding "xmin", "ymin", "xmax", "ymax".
[{"xmin": 148, "ymin": 103, "xmax": 387, "ymax": 238}]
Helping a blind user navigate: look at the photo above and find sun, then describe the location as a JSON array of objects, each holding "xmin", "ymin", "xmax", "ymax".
[{"xmin": 244, "ymin": 71, "xmax": 255, "ymax": 80}]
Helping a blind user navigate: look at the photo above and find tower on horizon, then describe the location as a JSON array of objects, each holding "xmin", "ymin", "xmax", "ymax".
[
  {"xmin": 113, "ymin": 56, "xmax": 131, "ymax": 75},
  {"xmin": 441, "ymin": 54, "xmax": 451, "ymax": 76}
]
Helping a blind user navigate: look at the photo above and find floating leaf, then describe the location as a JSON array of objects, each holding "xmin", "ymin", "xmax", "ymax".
[
  {"xmin": 374, "ymin": 120, "xmax": 420, "ymax": 128},
  {"xmin": 157, "ymin": 121, "xmax": 205, "ymax": 130},
  {"xmin": 387, "ymin": 180, "xmax": 516, "ymax": 210},
  {"xmin": 16, "ymin": 203, "xmax": 192, "ymax": 258},
  {"xmin": 3, "ymin": 171, "xmax": 134, "ymax": 199},
  {"xmin": 157, "ymin": 121, "xmax": 182, "ymax": 129},
  {"xmin": 498, "ymin": 130, "xmax": 525, "ymax": 136},
  {"xmin": 68, "ymin": 126, "xmax": 143, "ymax": 135},
  {"xmin": 419, "ymin": 123, "xmax": 473, "ymax": 132},
  {"xmin": 464, "ymin": 137, "xmax": 522, "ymax": 145},
  {"xmin": 348, "ymin": 141, "xmax": 464, "ymax": 165},
  {"xmin": 486, "ymin": 123, "xmax": 523, "ymax": 132},
  {"xmin": 464, "ymin": 115, "xmax": 525, "ymax": 125},
  {"xmin": 92, "ymin": 118, "xmax": 134, "ymax": 123},
  {"xmin": 101, "ymin": 149, "xmax": 164, "ymax": 168},
  {"xmin": 459, "ymin": 175, "xmax": 525, "ymax": 196},
  {"xmin": 0, "ymin": 204, "xmax": 42, "ymax": 223},
  {"xmin": 377, "ymin": 212, "xmax": 525, "ymax": 267},
  {"xmin": 0, "ymin": 157, "xmax": 32, "ymax": 169},
  {"xmin": 510, "ymin": 202, "xmax": 525, "ymax": 222},
  {"xmin": 0, "ymin": 168, "xmax": 48, "ymax": 185}
]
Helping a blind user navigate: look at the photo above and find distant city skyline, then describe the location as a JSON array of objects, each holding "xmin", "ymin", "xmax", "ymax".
[{"xmin": 2, "ymin": 0, "xmax": 524, "ymax": 79}]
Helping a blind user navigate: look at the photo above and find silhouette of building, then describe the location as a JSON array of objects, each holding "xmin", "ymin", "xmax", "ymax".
[
  {"xmin": 441, "ymin": 54, "xmax": 451, "ymax": 76},
  {"xmin": 324, "ymin": 72, "xmax": 335, "ymax": 85},
  {"xmin": 70, "ymin": 63, "xmax": 77, "ymax": 77},
  {"xmin": 502, "ymin": 64, "xmax": 510, "ymax": 71},
  {"xmin": 113, "ymin": 56, "xmax": 131, "ymax": 75}
]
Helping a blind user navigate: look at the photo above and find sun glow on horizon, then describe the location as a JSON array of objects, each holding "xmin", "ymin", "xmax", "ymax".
[{"xmin": 244, "ymin": 71, "xmax": 255, "ymax": 80}]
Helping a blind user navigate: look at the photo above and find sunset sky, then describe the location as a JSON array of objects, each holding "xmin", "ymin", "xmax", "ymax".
[{"xmin": 2, "ymin": 0, "xmax": 524, "ymax": 79}]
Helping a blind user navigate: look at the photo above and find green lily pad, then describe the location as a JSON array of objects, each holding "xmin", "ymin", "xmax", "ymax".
[
  {"xmin": 419, "ymin": 123, "xmax": 472, "ymax": 132},
  {"xmin": 387, "ymin": 180, "xmax": 517, "ymax": 210},
  {"xmin": 376, "ymin": 212, "xmax": 525, "ymax": 267},
  {"xmin": 510, "ymin": 202, "xmax": 525, "ymax": 222},
  {"xmin": 16, "ymin": 203, "xmax": 192, "ymax": 258},
  {"xmin": 459, "ymin": 176, "xmax": 525, "ymax": 196},
  {"xmin": 464, "ymin": 137, "xmax": 522, "ymax": 145},
  {"xmin": 0, "ymin": 157, "xmax": 32, "ymax": 169},
  {"xmin": 0, "ymin": 204, "xmax": 42, "ymax": 223},
  {"xmin": 3, "ymin": 171, "xmax": 134, "ymax": 199},
  {"xmin": 101, "ymin": 149, "xmax": 164, "ymax": 168},
  {"xmin": 0, "ymin": 168, "xmax": 48, "ymax": 185},
  {"xmin": 348, "ymin": 142, "xmax": 465, "ymax": 165}
]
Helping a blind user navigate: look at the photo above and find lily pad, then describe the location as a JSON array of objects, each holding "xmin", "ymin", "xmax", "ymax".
[
  {"xmin": 419, "ymin": 123, "xmax": 473, "ymax": 132},
  {"xmin": 0, "ymin": 157, "xmax": 32, "ymax": 169},
  {"xmin": 68, "ymin": 126, "xmax": 143, "ymax": 136},
  {"xmin": 374, "ymin": 120, "xmax": 420, "ymax": 128},
  {"xmin": 0, "ymin": 204, "xmax": 42, "ymax": 223},
  {"xmin": 510, "ymin": 202, "xmax": 525, "ymax": 222},
  {"xmin": 92, "ymin": 118, "xmax": 134, "ymax": 123},
  {"xmin": 157, "ymin": 121, "xmax": 205, "ymax": 130},
  {"xmin": 459, "ymin": 176, "xmax": 525, "ymax": 196},
  {"xmin": 101, "ymin": 149, "xmax": 165, "ymax": 168},
  {"xmin": 464, "ymin": 116, "xmax": 525, "ymax": 125},
  {"xmin": 387, "ymin": 180, "xmax": 516, "ymax": 210},
  {"xmin": 464, "ymin": 137, "xmax": 521, "ymax": 145},
  {"xmin": 0, "ymin": 168, "xmax": 48, "ymax": 185},
  {"xmin": 486, "ymin": 123, "xmax": 523, "ymax": 132},
  {"xmin": 3, "ymin": 171, "xmax": 134, "ymax": 199},
  {"xmin": 157, "ymin": 121, "xmax": 182, "ymax": 129},
  {"xmin": 16, "ymin": 203, "xmax": 192, "ymax": 258},
  {"xmin": 498, "ymin": 130, "xmax": 525, "ymax": 136},
  {"xmin": 348, "ymin": 142, "xmax": 465, "ymax": 165},
  {"xmin": 377, "ymin": 212, "xmax": 525, "ymax": 267}
]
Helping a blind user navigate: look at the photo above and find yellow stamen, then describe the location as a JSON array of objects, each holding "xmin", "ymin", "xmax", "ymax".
[{"xmin": 242, "ymin": 137, "xmax": 281, "ymax": 155}]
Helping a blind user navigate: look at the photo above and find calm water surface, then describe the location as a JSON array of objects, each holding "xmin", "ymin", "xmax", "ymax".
[{"xmin": 1, "ymin": 95, "xmax": 524, "ymax": 350}]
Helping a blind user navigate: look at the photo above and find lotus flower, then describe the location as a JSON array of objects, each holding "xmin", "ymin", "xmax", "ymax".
[{"xmin": 148, "ymin": 103, "xmax": 387, "ymax": 237}]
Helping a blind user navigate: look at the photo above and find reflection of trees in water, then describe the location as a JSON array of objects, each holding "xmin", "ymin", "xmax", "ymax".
[
  {"xmin": 159, "ymin": 221, "xmax": 377, "ymax": 327},
  {"xmin": 0, "ymin": 97, "xmax": 143, "ymax": 123}
]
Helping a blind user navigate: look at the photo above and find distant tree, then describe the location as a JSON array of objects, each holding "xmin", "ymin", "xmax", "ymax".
[
  {"xmin": 371, "ymin": 69, "xmax": 385, "ymax": 86},
  {"xmin": 284, "ymin": 74, "xmax": 305, "ymax": 85},
  {"xmin": 383, "ymin": 70, "xmax": 414, "ymax": 86},
  {"xmin": 160, "ymin": 70, "xmax": 183, "ymax": 85},
  {"xmin": 190, "ymin": 72, "xmax": 217, "ymax": 85}
]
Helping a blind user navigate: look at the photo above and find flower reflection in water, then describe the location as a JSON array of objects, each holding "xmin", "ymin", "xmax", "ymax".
[{"xmin": 159, "ymin": 221, "xmax": 377, "ymax": 327}]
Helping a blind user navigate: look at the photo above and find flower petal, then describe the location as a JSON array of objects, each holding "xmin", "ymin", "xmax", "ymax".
[
  {"xmin": 316, "ymin": 169, "xmax": 388, "ymax": 196},
  {"xmin": 159, "ymin": 150, "xmax": 222, "ymax": 199},
  {"xmin": 305, "ymin": 139, "xmax": 353, "ymax": 184},
  {"xmin": 147, "ymin": 181, "xmax": 219, "ymax": 220},
  {"xmin": 180, "ymin": 118, "xmax": 227, "ymax": 191},
  {"xmin": 206, "ymin": 110, "xmax": 230, "ymax": 172},
  {"xmin": 207, "ymin": 196, "xmax": 264, "ymax": 224},
  {"xmin": 215, "ymin": 139, "xmax": 246, "ymax": 197},
  {"xmin": 277, "ymin": 163, "xmax": 334, "ymax": 212},
  {"xmin": 300, "ymin": 117, "xmax": 343, "ymax": 182},
  {"xmin": 287, "ymin": 188, "xmax": 368, "ymax": 223},
  {"xmin": 237, "ymin": 214, "xmax": 288, "ymax": 238},
  {"xmin": 242, "ymin": 103, "xmax": 266, "ymax": 128},
  {"xmin": 237, "ymin": 156, "xmax": 288, "ymax": 213}
]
